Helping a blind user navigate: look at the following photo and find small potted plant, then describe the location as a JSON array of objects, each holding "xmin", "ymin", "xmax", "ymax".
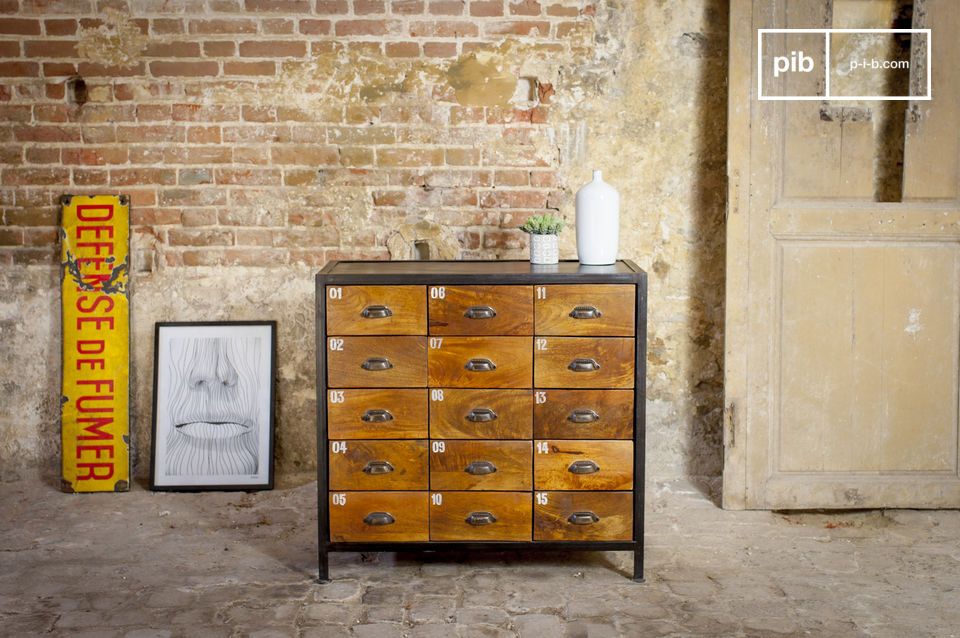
[{"xmin": 520, "ymin": 214, "xmax": 564, "ymax": 265}]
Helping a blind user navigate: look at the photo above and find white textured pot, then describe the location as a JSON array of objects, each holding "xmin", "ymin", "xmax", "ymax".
[
  {"xmin": 575, "ymin": 170, "xmax": 620, "ymax": 265},
  {"xmin": 529, "ymin": 234, "xmax": 559, "ymax": 265}
]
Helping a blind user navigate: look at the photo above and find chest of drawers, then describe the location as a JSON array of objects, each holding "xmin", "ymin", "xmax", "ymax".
[{"xmin": 316, "ymin": 260, "xmax": 647, "ymax": 581}]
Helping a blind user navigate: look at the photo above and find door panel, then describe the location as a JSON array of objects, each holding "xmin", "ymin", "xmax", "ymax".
[{"xmin": 725, "ymin": 0, "xmax": 960, "ymax": 508}]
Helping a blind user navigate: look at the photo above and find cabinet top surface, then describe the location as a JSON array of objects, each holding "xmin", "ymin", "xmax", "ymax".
[{"xmin": 318, "ymin": 260, "xmax": 645, "ymax": 284}]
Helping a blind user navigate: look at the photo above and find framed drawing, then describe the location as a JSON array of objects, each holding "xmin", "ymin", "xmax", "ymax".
[{"xmin": 150, "ymin": 321, "xmax": 276, "ymax": 491}]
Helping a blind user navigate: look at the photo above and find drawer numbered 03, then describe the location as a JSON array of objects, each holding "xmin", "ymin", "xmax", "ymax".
[
  {"xmin": 329, "ymin": 491, "xmax": 428, "ymax": 542},
  {"xmin": 327, "ymin": 389, "xmax": 428, "ymax": 439}
]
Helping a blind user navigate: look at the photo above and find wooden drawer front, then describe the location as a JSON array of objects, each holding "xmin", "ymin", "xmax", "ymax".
[
  {"xmin": 430, "ymin": 491, "xmax": 532, "ymax": 541},
  {"xmin": 533, "ymin": 390, "xmax": 633, "ymax": 439},
  {"xmin": 430, "ymin": 389, "xmax": 532, "ymax": 439},
  {"xmin": 534, "ymin": 440, "xmax": 633, "ymax": 490},
  {"xmin": 327, "ymin": 336, "xmax": 427, "ymax": 388},
  {"xmin": 534, "ymin": 337, "xmax": 634, "ymax": 389},
  {"xmin": 428, "ymin": 337, "xmax": 532, "ymax": 388},
  {"xmin": 326, "ymin": 285, "xmax": 426, "ymax": 335},
  {"xmin": 329, "ymin": 491, "xmax": 428, "ymax": 542},
  {"xmin": 327, "ymin": 389, "xmax": 428, "ymax": 439},
  {"xmin": 428, "ymin": 285, "xmax": 533, "ymax": 335},
  {"xmin": 430, "ymin": 440, "xmax": 532, "ymax": 491},
  {"xmin": 535, "ymin": 284, "xmax": 635, "ymax": 336},
  {"xmin": 329, "ymin": 440, "xmax": 428, "ymax": 490},
  {"xmin": 533, "ymin": 492, "xmax": 632, "ymax": 541}
]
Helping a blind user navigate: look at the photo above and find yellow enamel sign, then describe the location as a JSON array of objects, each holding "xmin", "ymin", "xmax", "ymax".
[{"xmin": 60, "ymin": 194, "xmax": 130, "ymax": 492}]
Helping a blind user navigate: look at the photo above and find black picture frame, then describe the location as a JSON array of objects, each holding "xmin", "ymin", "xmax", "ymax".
[{"xmin": 150, "ymin": 321, "xmax": 277, "ymax": 492}]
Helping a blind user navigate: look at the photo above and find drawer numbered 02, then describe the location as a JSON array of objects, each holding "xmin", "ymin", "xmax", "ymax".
[
  {"xmin": 329, "ymin": 491, "xmax": 428, "ymax": 542},
  {"xmin": 326, "ymin": 336, "xmax": 428, "ymax": 388}
]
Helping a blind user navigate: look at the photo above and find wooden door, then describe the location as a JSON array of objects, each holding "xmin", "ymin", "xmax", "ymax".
[{"xmin": 724, "ymin": 0, "xmax": 960, "ymax": 508}]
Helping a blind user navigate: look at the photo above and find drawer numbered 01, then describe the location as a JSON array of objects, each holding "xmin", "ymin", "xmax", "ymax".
[
  {"xmin": 329, "ymin": 491, "xmax": 428, "ymax": 542},
  {"xmin": 326, "ymin": 285, "xmax": 426, "ymax": 335}
]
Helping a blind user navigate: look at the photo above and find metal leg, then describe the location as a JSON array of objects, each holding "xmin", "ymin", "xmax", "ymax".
[
  {"xmin": 632, "ymin": 547, "xmax": 644, "ymax": 583},
  {"xmin": 318, "ymin": 549, "xmax": 330, "ymax": 584}
]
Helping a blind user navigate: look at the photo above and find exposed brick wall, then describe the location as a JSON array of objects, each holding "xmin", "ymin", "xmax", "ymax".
[{"xmin": 0, "ymin": 0, "xmax": 597, "ymax": 269}]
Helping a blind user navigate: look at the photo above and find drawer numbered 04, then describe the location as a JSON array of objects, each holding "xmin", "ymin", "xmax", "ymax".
[
  {"xmin": 534, "ymin": 440, "xmax": 633, "ymax": 490},
  {"xmin": 329, "ymin": 491, "xmax": 428, "ymax": 542},
  {"xmin": 329, "ymin": 440, "xmax": 428, "ymax": 490}
]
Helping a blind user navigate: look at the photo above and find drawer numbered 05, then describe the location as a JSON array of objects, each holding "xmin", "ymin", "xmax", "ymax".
[
  {"xmin": 534, "ymin": 440, "xmax": 633, "ymax": 490},
  {"xmin": 326, "ymin": 285, "xmax": 426, "ymax": 335},
  {"xmin": 329, "ymin": 491, "xmax": 428, "ymax": 542},
  {"xmin": 329, "ymin": 440, "xmax": 428, "ymax": 490},
  {"xmin": 533, "ymin": 337, "xmax": 634, "ymax": 389},
  {"xmin": 533, "ymin": 491, "xmax": 633, "ymax": 541},
  {"xmin": 326, "ymin": 336, "xmax": 427, "ymax": 388},
  {"xmin": 429, "ymin": 491, "xmax": 531, "ymax": 541}
]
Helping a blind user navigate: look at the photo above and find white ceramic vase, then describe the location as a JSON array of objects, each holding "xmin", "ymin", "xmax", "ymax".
[
  {"xmin": 529, "ymin": 234, "xmax": 559, "ymax": 265},
  {"xmin": 575, "ymin": 170, "xmax": 620, "ymax": 265}
]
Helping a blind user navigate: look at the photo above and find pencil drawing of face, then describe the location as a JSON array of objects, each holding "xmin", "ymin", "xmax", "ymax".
[{"xmin": 165, "ymin": 337, "xmax": 261, "ymax": 477}]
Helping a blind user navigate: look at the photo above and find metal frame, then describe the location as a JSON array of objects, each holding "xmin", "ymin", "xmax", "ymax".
[
  {"xmin": 316, "ymin": 260, "xmax": 647, "ymax": 582},
  {"xmin": 149, "ymin": 320, "xmax": 278, "ymax": 492}
]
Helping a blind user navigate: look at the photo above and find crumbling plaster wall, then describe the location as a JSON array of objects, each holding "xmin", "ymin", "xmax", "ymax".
[{"xmin": 0, "ymin": 0, "xmax": 728, "ymax": 489}]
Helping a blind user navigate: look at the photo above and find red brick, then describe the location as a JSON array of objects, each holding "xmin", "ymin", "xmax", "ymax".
[
  {"xmin": 493, "ymin": 169, "xmax": 529, "ymax": 186},
  {"xmin": 0, "ymin": 18, "xmax": 41, "ymax": 35},
  {"xmin": 11, "ymin": 247, "xmax": 57, "ymax": 265},
  {"xmin": 22, "ymin": 227, "xmax": 57, "ymax": 246},
  {"xmin": 0, "ymin": 61, "xmax": 39, "ymax": 77},
  {"xmin": 24, "ymin": 40, "xmax": 76, "ymax": 57},
  {"xmin": 239, "ymin": 40, "xmax": 306, "ymax": 57},
  {"xmin": 72, "ymin": 168, "xmax": 106, "ymax": 184},
  {"xmin": 224, "ymin": 60, "xmax": 276, "ymax": 76},
  {"xmin": 132, "ymin": 208, "xmax": 180, "ymax": 225},
  {"xmin": 78, "ymin": 61, "xmax": 145, "ymax": 77},
  {"xmin": 385, "ymin": 41, "xmax": 419, "ymax": 57},
  {"xmin": 44, "ymin": 19, "xmax": 77, "ymax": 35},
  {"xmin": 151, "ymin": 18, "xmax": 184, "ymax": 34},
  {"xmin": 243, "ymin": 0, "xmax": 310, "ymax": 10},
  {"xmin": 314, "ymin": 0, "xmax": 348, "ymax": 13},
  {"xmin": 179, "ymin": 210, "xmax": 218, "ymax": 226},
  {"xmin": 335, "ymin": 20, "xmax": 400, "ymax": 36},
  {"xmin": 2, "ymin": 208, "xmax": 57, "ymax": 226},
  {"xmin": 339, "ymin": 146, "xmax": 374, "ymax": 167},
  {"xmin": 483, "ymin": 20, "xmax": 549, "ymax": 35},
  {"xmin": 168, "ymin": 229, "xmax": 233, "ymax": 247},
  {"xmin": 423, "ymin": 41, "xmax": 457, "ymax": 57},
  {"xmin": 43, "ymin": 62, "xmax": 76, "ymax": 76},
  {"xmin": 299, "ymin": 19, "xmax": 331, "ymax": 35},
  {"xmin": 545, "ymin": 3, "xmax": 578, "ymax": 16},
  {"xmin": 2, "ymin": 167, "xmax": 70, "ymax": 185},
  {"xmin": 14, "ymin": 125, "xmax": 80, "ymax": 142},
  {"xmin": 233, "ymin": 229, "xmax": 275, "ymax": 246},
  {"xmin": 0, "ymin": 145, "xmax": 21, "ymax": 164},
  {"xmin": 110, "ymin": 168, "xmax": 177, "ymax": 186},
  {"xmin": 470, "ymin": 0, "xmax": 503, "ymax": 16},
  {"xmin": 409, "ymin": 20, "xmax": 477, "ymax": 37},
  {"xmin": 150, "ymin": 61, "xmax": 219, "ymax": 77},
  {"xmin": 445, "ymin": 147, "xmax": 480, "ymax": 166},
  {"xmin": 272, "ymin": 227, "xmax": 339, "ymax": 248},
  {"xmin": 203, "ymin": 41, "xmax": 235, "ymax": 56},
  {"xmin": 189, "ymin": 19, "xmax": 258, "ymax": 34},
  {"xmin": 271, "ymin": 145, "xmax": 339, "ymax": 165},
  {"xmin": 483, "ymin": 229, "xmax": 525, "ymax": 248},
  {"xmin": 164, "ymin": 146, "xmax": 232, "ymax": 164},
  {"xmin": 159, "ymin": 188, "xmax": 226, "ymax": 206},
  {"xmin": 143, "ymin": 41, "xmax": 201, "ymax": 57},
  {"xmin": 187, "ymin": 126, "xmax": 221, "ymax": 143},
  {"xmin": 0, "ymin": 41, "xmax": 19, "ymax": 56},
  {"xmin": 0, "ymin": 105, "xmax": 31, "ymax": 121},
  {"xmin": 136, "ymin": 104, "xmax": 172, "ymax": 121},
  {"xmin": 428, "ymin": 0, "xmax": 464, "ymax": 15},
  {"xmin": 441, "ymin": 188, "xmax": 478, "ymax": 206},
  {"xmin": 81, "ymin": 126, "xmax": 117, "ymax": 143},
  {"xmin": 172, "ymin": 104, "xmax": 239, "ymax": 121},
  {"xmin": 61, "ymin": 147, "xmax": 128, "ymax": 165},
  {"xmin": 377, "ymin": 147, "xmax": 444, "ymax": 167},
  {"xmin": 508, "ymin": 0, "xmax": 541, "ymax": 15},
  {"xmin": 0, "ymin": 227, "xmax": 22, "ymax": 245},
  {"xmin": 262, "ymin": 18, "xmax": 295, "ymax": 34},
  {"xmin": 215, "ymin": 168, "xmax": 282, "ymax": 185},
  {"xmin": 529, "ymin": 170, "xmax": 559, "ymax": 187},
  {"xmin": 391, "ymin": 1, "xmax": 424, "ymax": 14},
  {"xmin": 117, "ymin": 125, "xmax": 184, "ymax": 143},
  {"xmin": 354, "ymin": 0, "xmax": 385, "ymax": 14},
  {"xmin": 46, "ymin": 83, "xmax": 65, "ymax": 99}
]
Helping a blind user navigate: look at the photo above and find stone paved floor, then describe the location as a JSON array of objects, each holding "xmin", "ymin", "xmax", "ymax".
[{"xmin": 1, "ymin": 477, "xmax": 959, "ymax": 637}]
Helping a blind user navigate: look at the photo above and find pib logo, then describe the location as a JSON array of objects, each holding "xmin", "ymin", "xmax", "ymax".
[{"xmin": 773, "ymin": 50, "xmax": 814, "ymax": 77}]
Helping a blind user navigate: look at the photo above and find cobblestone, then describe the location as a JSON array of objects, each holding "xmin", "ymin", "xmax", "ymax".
[{"xmin": 1, "ymin": 478, "xmax": 958, "ymax": 636}]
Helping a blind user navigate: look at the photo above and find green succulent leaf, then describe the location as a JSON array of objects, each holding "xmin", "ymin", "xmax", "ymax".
[{"xmin": 519, "ymin": 214, "xmax": 565, "ymax": 235}]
